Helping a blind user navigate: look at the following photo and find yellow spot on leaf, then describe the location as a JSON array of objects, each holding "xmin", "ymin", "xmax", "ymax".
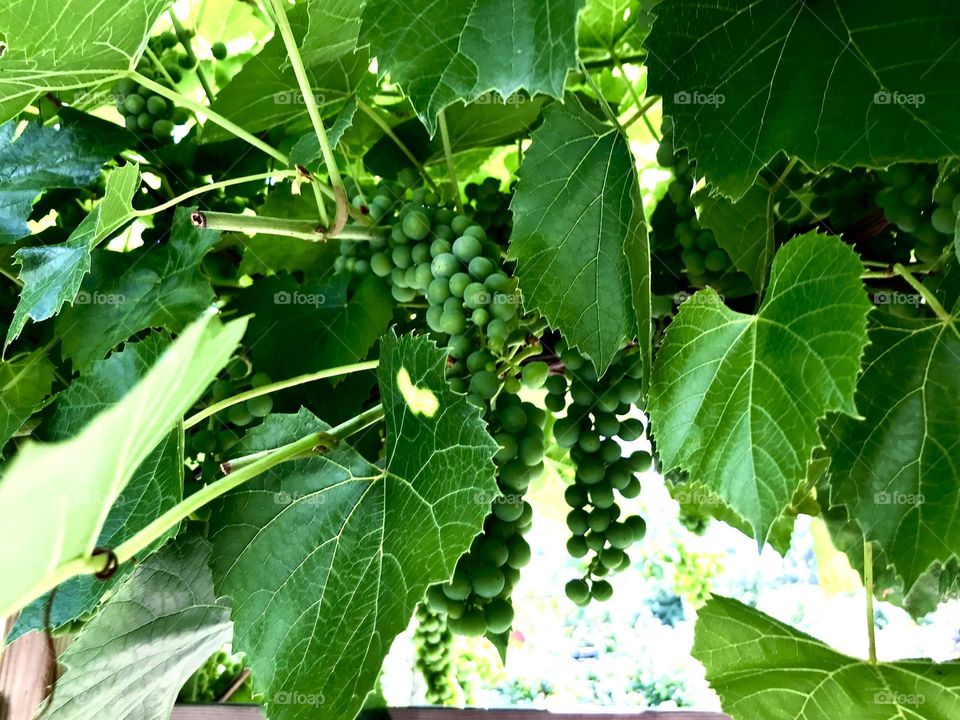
[{"xmin": 396, "ymin": 367, "xmax": 439, "ymax": 417}]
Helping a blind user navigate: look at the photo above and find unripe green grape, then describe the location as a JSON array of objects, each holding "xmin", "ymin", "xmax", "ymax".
[
  {"xmin": 439, "ymin": 309, "xmax": 466, "ymax": 335},
  {"xmin": 606, "ymin": 522, "xmax": 634, "ymax": 549},
  {"xmin": 585, "ymin": 531, "xmax": 606, "ymax": 552},
  {"xmin": 448, "ymin": 333, "xmax": 473, "ymax": 359},
  {"xmin": 468, "ymin": 256, "xmax": 495, "ymax": 280},
  {"xmin": 251, "ymin": 372, "xmax": 272, "ymax": 388},
  {"xmin": 152, "ymin": 119, "xmax": 174, "ymax": 139},
  {"xmin": 605, "ymin": 464, "xmax": 631, "ymax": 491},
  {"xmin": 565, "ymin": 578, "xmax": 591, "ymax": 605},
  {"xmin": 402, "ymin": 211, "xmax": 431, "ymax": 240},
  {"xmin": 618, "ymin": 417, "xmax": 644, "ymax": 441},
  {"xmin": 490, "ymin": 296, "xmax": 517, "ymax": 321},
  {"xmin": 471, "ymin": 566, "xmax": 505, "ymax": 598},
  {"xmin": 211, "ymin": 41, "xmax": 228, "ymax": 60},
  {"xmin": 116, "ymin": 77, "xmax": 138, "ymax": 95},
  {"xmin": 431, "ymin": 252, "xmax": 459, "ymax": 278},
  {"xmin": 695, "ymin": 230, "xmax": 718, "ymax": 252},
  {"xmin": 628, "ymin": 450, "xmax": 653, "ymax": 473},
  {"xmin": 124, "ymin": 94, "xmax": 147, "ymax": 115},
  {"xmin": 579, "ymin": 430, "xmax": 601, "ymax": 453},
  {"xmin": 484, "ymin": 599, "xmax": 514, "ymax": 633},
  {"xmin": 577, "ymin": 456, "xmax": 605, "ymax": 485},
  {"xmin": 124, "ymin": 114, "xmax": 140, "ymax": 132},
  {"xmin": 498, "ymin": 461, "xmax": 530, "ymax": 493},
  {"xmin": 486, "ymin": 318, "xmax": 509, "ymax": 342},
  {"xmin": 370, "ymin": 252, "xmax": 393, "ymax": 277},
  {"xmin": 442, "ymin": 573, "xmax": 472, "ymax": 601},
  {"xmin": 931, "ymin": 207, "xmax": 957, "ymax": 235},
  {"xmin": 506, "ymin": 536, "xmax": 531, "ymax": 569},
  {"xmin": 520, "ymin": 361, "xmax": 549, "ymax": 388},
  {"xmin": 137, "ymin": 112, "xmax": 154, "ymax": 130},
  {"xmin": 479, "ymin": 537, "xmax": 510, "ymax": 566},
  {"xmin": 471, "ymin": 308, "xmax": 490, "ymax": 327},
  {"xmin": 247, "ymin": 394, "xmax": 273, "ymax": 417},
  {"xmin": 178, "ymin": 53, "xmax": 198, "ymax": 69},
  {"xmin": 426, "ymin": 306, "xmax": 444, "ymax": 333},
  {"xmin": 449, "ymin": 608, "xmax": 487, "ymax": 636},
  {"xmin": 147, "ymin": 95, "xmax": 169, "ymax": 116},
  {"xmin": 567, "ymin": 508, "xmax": 589, "ymax": 535},
  {"xmin": 451, "ymin": 215, "xmax": 472, "ymax": 234},
  {"xmin": 426, "ymin": 277, "xmax": 450, "ymax": 304},
  {"xmin": 227, "ymin": 404, "xmax": 252, "ymax": 426},
  {"xmin": 484, "ymin": 272, "xmax": 510, "ymax": 293},
  {"xmin": 704, "ymin": 248, "xmax": 731, "ymax": 273},
  {"xmin": 462, "ymin": 282, "xmax": 488, "ymax": 309},
  {"xmin": 518, "ymin": 436, "xmax": 544, "ymax": 467},
  {"xmin": 453, "ymin": 235, "xmax": 483, "ymax": 262},
  {"xmin": 567, "ymin": 536, "xmax": 589, "ymax": 558},
  {"xmin": 588, "ymin": 507, "xmax": 612, "ymax": 533},
  {"xmin": 449, "ymin": 272, "xmax": 471, "ymax": 297},
  {"xmin": 625, "ymin": 515, "xmax": 647, "ymax": 541},
  {"xmin": 553, "ymin": 416, "xmax": 580, "ymax": 448},
  {"xmin": 589, "ymin": 484, "xmax": 615, "ymax": 509},
  {"xmin": 598, "ymin": 440, "xmax": 620, "ymax": 465},
  {"xmin": 392, "ymin": 284, "xmax": 417, "ymax": 303},
  {"xmin": 682, "ymin": 249, "xmax": 706, "ymax": 274},
  {"xmin": 414, "ymin": 263, "xmax": 433, "ymax": 289},
  {"xmin": 621, "ymin": 476, "xmax": 641, "ymax": 499},
  {"xmin": 591, "ymin": 579, "xmax": 614, "ymax": 601}
]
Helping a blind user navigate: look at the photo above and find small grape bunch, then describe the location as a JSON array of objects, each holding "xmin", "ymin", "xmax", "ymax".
[
  {"xmin": 413, "ymin": 604, "xmax": 459, "ymax": 705},
  {"xmin": 464, "ymin": 177, "xmax": 514, "ymax": 246},
  {"xmin": 547, "ymin": 342, "xmax": 650, "ymax": 606}
]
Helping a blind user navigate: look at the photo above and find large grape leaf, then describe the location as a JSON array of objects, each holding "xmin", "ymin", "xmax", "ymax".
[
  {"xmin": 645, "ymin": 1, "xmax": 960, "ymax": 199},
  {"xmin": 204, "ymin": 3, "xmax": 369, "ymax": 142},
  {"xmin": 209, "ymin": 331, "xmax": 497, "ymax": 720},
  {"xmin": 302, "ymin": 0, "xmax": 365, "ymax": 66},
  {"xmin": 826, "ymin": 310, "xmax": 960, "ymax": 592},
  {"xmin": 9, "ymin": 334, "xmax": 183, "ymax": 641},
  {"xmin": 6, "ymin": 164, "xmax": 140, "ymax": 348},
  {"xmin": 648, "ymin": 232, "xmax": 870, "ymax": 544},
  {"xmin": 56, "ymin": 207, "xmax": 218, "ymax": 370},
  {"xmin": 41, "ymin": 537, "xmax": 232, "ymax": 720},
  {"xmin": 509, "ymin": 95, "xmax": 648, "ymax": 377},
  {"xmin": 695, "ymin": 595, "xmax": 960, "ymax": 720},
  {"xmin": 361, "ymin": 0, "xmax": 583, "ymax": 133},
  {"xmin": 0, "ymin": 0, "xmax": 170, "ymax": 123},
  {"xmin": 0, "ymin": 311, "xmax": 246, "ymax": 620},
  {"xmin": 0, "ymin": 347, "xmax": 54, "ymax": 456},
  {"xmin": 0, "ymin": 112, "xmax": 129, "ymax": 244}
]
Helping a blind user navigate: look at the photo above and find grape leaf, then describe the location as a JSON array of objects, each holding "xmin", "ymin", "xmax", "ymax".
[
  {"xmin": 0, "ymin": 112, "xmax": 129, "ymax": 244},
  {"xmin": 6, "ymin": 163, "xmax": 140, "ymax": 348},
  {"xmin": 509, "ymin": 95, "xmax": 648, "ymax": 376},
  {"xmin": 827, "ymin": 310, "xmax": 960, "ymax": 591},
  {"xmin": 205, "ymin": 3, "xmax": 369, "ymax": 142},
  {"xmin": 0, "ymin": 0, "xmax": 170, "ymax": 123},
  {"xmin": 695, "ymin": 595, "xmax": 960, "ymax": 720},
  {"xmin": 645, "ymin": 0, "xmax": 960, "ymax": 199},
  {"xmin": 695, "ymin": 184, "xmax": 771, "ymax": 291},
  {"xmin": 364, "ymin": 96, "xmax": 549, "ymax": 179},
  {"xmin": 209, "ymin": 331, "xmax": 497, "ymax": 720},
  {"xmin": 302, "ymin": 0, "xmax": 365, "ymax": 66},
  {"xmin": 9, "ymin": 334, "xmax": 183, "ymax": 641},
  {"xmin": 0, "ymin": 347, "xmax": 55, "ymax": 456},
  {"xmin": 0, "ymin": 311, "xmax": 246, "ymax": 620},
  {"xmin": 648, "ymin": 232, "xmax": 871, "ymax": 544},
  {"xmin": 237, "ymin": 273, "xmax": 393, "ymax": 380},
  {"xmin": 56, "ymin": 207, "xmax": 218, "ymax": 370},
  {"xmin": 41, "ymin": 536, "xmax": 232, "ymax": 720},
  {"xmin": 361, "ymin": 0, "xmax": 583, "ymax": 133}
]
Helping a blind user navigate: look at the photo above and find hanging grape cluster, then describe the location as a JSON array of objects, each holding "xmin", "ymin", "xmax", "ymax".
[
  {"xmin": 178, "ymin": 647, "xmax": 249, "ymax": 703},
  {"xmin": 337, "ymin": 177, "xmax": 545, "ymax": 640},
  {"xmin": 413, "ymin": 604, "xmax": 459, "ymax": 705},
  {"xmin": 547, "ymin": 343, "xmax": 649, "ymax": 606},
  {"xmin": 465, "ymin": 177, "xmax": 514, "ymax": 245}
]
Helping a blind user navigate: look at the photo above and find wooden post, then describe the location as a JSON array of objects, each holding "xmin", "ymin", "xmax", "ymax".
[{"xmin": 0, "ymin": 618, "xmax": 56, "ymax": 720}]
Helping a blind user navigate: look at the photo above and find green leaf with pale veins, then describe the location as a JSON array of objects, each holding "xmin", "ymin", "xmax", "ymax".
[
  {"xmin": 645, "ymin": 0, "xmax": 960, "ymax": 199},
  {"xmin": 578, "ymin": 0, "xmax": 658, "ymax": 56},
  {"xmin": 695, "ymin": 595, "xmax": 960, "ymax": 720},
  {"xmin": 209, "ymin": 331, "xmax": 497, "ymax": 720},
  {"xmin": 56, "ymin": 206, "xmax": 217, "ymax": 370},
  {"xmin": 0, "ymin": 347, "xmax": 55, "ymax": 455},
  {"xmin": 41, "ymin": 537, "xmax": 232, "ymax": 720},
  {"xmin": 290, "ymin": 96, "xmax": 359, "ymax": 168},
  {"xmin": 509, "ymin": 95, "xmax": 648, "ymax": 376},
  {"xmin": 0, "ymin": 0, "xmax": 171, "ymax": 122},
  {"xmin": 302, "ymin": 0, "xmax": 365, "ymax": 66},
  {"xmin": 10, "ymin": 333, "xmax": 183, "ymax": 642},
  {"xmin": 648, "ymin": 232, "xmax": 870, "ymax": 544},
  {"xmin": 205, "ymin": 3, "xmax": 369, "ymax": 142},
  {"xmin": 695, "ymin": 183, "xmax": 772, "ymax": 291},
  {"xmin": 0, "ymin": 112, "xmax": 130, "ymax": 244},
  {"xmin": 826, "ymin": 310, "xmax": 960, "ymax": 592},
  {"xmin": 361, "ymin": 0, "xmax": 583, "ymax": 133},
  {"xmin": 6, "ymin": 163, "xmax": 140, "ymax": 348},
  {"xmin": 0, "ymin": 311, "xmax": 246, "ymax": 620}
]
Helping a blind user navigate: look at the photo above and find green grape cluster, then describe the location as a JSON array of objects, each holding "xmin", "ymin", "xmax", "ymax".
[
  {"xmin": 424, "ymin": 394, "xmax": 540, "ymax": 637},
  {"xmin": 547, "ymin": 342, "xmax": 649, "ymax": 605},
  {"xmin": 874, "ymin": 163, "xmax": 955, "ymax": 263},
  {"xmin": 413, "ymin": 604, "xmax": 459, "ymax": 705},
  {"xmin": 655, "ymin": 120, "xmax": 742, "ymax": 290},
  {"xmin": 187, "ymin": 359, "xmax": 274, "ymax": 480},
  {"xmin": 178, "ymin": 647, "xmax": 248, "ymax": 703},
  {"xmin": 465, "ymin": 177, "xmax": 514, "ymax": 245},
  {"xmin": 112, "ymin": 31, "xmax": 209, "ymax": 141}
]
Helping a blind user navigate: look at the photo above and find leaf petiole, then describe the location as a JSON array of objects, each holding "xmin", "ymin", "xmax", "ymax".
[
  {"xmin": 184, "ymin": 359, "xmax": 379, "ymax": 429},
  {"xmin": 131, "ymin": 170, "xmax": 299, "ymax": 217},
  {"xmin": 437, "ymin": 109, "xmax": 464, "ymax": 212},
  {"xmin": 190, "ymin": 210, "xmax": 385, "ymax": 241}
]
